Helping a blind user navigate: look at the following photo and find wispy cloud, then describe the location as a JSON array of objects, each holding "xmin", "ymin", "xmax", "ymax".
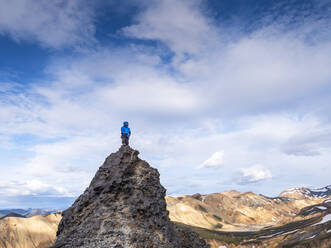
[
  {"xmin": 123, "ymin": 0, "xmax": 219, "ymax": 57},
  {"xmin": 0, "ymin": 0, "xmax": 96, "ymax": 48},
  {"xmin": 282, "ymin": 128, "xmax": 331, "ymax": 156},
  {"xmin": 236, "ymin": 164, "xmax": 272, "ymax": 185}
]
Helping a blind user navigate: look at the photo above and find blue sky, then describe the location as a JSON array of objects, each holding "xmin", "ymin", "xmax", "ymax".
[{"xmin": 0, "ymin": 0, "xmax": 331, "ymax": 209}]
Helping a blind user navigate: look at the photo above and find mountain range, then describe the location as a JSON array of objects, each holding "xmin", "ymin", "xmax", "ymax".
[
  {"xmin": 0, "ymin": 208, "xmax": 58, "ymax": 218},
  {"xmin": 167, "ymin": 186, "xmax": 331, "ymax": 247},
  {"xmin": 279, "ymin": 185, "xmax": 331, "ymax": 199},
  {"xmin": 0, "ymin": 185, "xmax": 330, "ymax": 248},
  {"xmin": 167, "ymin": 186, "xmax": 331, "ymax": 232}
]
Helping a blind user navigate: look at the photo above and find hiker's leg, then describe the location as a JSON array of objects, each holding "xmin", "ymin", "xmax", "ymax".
[
  {"xmin": 125, "ymin": 137, "xmax": 129, "ymax": 145},
  {"xmin": 121, "ymin": 135, "xmax": 126, "ymax": 145}
]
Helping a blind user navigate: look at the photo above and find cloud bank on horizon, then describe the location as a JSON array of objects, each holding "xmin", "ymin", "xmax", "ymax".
[{"xmin": 0, "ymin": 0, "xmax": 330, "ymax": 208}]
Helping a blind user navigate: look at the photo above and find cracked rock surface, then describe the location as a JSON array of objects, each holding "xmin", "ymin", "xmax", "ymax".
[{"xmin": 52, "ymin": 145, "xmax": 208, "ymax": 248}]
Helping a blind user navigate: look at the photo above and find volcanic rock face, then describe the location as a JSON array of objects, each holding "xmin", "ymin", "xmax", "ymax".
[{"xmin": 52, "ymin": 145, "xmax": 208, "ymax": 248}]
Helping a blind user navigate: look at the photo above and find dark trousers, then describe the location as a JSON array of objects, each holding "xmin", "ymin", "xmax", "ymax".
[{"xmin": 121, "ymin": 134, "xmax": 129, "ymax": 145}]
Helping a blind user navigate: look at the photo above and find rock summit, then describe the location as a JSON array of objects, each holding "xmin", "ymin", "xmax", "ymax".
[{"xmin": 52, "ymin": 145, "xmax": 208, "ymax": 248}]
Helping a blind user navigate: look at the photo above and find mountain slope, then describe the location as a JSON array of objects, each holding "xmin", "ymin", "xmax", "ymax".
[
  {"xmin": 189, "ymin": 198, "xmax": 331, "ymax": 248},
  {"xmin": 166, "ymin": 190, "xmax": 326, "ymax": 232},
  {"xmin": 0, "ymin": 213, "xmax": 61, "ymax": 248}
]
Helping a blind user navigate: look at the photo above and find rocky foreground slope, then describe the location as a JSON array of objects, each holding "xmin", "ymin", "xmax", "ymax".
[{"xmin": 52, "ymin": 146, "xmax": 208, "ymax": 248}]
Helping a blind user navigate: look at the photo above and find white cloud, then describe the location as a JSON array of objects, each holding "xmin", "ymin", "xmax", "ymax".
[
  {"xmin": 121, "ymin": 0, "xmax": 331, "ymax": 118},
  {"xmin": 237, "ymin": 164, "xmax": 272, "ymax": 184},
  {"xmin": 177, "ymin": 35, "xmax": 331, "ymax": 118},
  {"xmin": 198, "ymin": 151, "xmax": 225, "ymax": 168},
  {"xmin": 123, "ymin": 0, "xmax": 219, "ymax": 57},
  {"xmin": 0, "ymin": 0, "xmax": 95, "ymax": 48},
  {"xmin": 282, "ymin": 128, "xmax": 331, "ymax": 156},
  {"xmin": 0, "ymin": 180, "xmax": 72, "ymax": 197},
  {"xmin": 103, "ymin": 84, "xmax": 199, "ymax": 115}
]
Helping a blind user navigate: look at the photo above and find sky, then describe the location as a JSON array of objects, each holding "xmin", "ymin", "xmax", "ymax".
[{"xmin": 0, "ymin": 0, "xmax": 330, "ymax": 209}]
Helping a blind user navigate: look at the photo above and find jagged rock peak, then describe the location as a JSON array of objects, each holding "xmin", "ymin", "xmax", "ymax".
[{"xmin": 52, "ymin": 145, "xmax": 208, "ymax": 248}]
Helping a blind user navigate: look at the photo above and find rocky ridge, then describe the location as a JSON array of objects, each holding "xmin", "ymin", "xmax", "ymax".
[
  {"xmin": 52, "ymin": 145, "xmax": 208, "ymax": 248},
  {"xmin": 279, "ymin": 185, "xmax": 331, "ymax": 199}
]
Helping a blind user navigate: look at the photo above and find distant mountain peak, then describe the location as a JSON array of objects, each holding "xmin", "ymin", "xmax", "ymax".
[
  {"xmin": 279, "ymin": 185, "xmax": 331, "ymax": 199},
  {"xmin": 0, "ymin": 212, "xmax": 26, "ymax": 219}
]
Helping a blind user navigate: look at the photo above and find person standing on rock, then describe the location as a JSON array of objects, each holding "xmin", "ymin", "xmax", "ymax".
[{"xmin": 121, "ymin": 121, "xmax": 131, "ymax": 145}]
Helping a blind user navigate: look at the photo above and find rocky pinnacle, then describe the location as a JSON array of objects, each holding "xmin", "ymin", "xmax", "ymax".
[{"xmin": 52, "ymin": 145, "xmax": 208, "ymax": 248}]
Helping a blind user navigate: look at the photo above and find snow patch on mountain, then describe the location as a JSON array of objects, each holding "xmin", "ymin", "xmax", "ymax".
[{"xmin": 279, "ymin": 185, "xmax": 331, "ymax": 199}]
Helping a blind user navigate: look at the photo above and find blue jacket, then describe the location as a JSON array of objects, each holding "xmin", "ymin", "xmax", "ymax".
[{"xmin": 121, "ymin": 125, "xmax": 131, "ymax": 137}]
